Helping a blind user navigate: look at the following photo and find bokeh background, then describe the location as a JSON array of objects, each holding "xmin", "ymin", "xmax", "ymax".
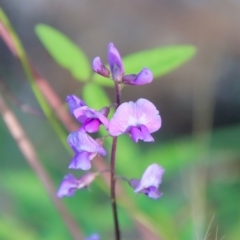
[{"xmin": 0, "ymin": 1, "xmax": 240, "ymax": 240}]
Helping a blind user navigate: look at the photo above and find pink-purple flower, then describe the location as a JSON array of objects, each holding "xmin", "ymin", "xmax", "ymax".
[
  {"xmin": 67, "ymin": 95, "xmax": 109, "ymax": 133},
  {"xmin": 57, "ymin": 172, "xmax": 98, "ymax": 198},
  {"xmin": 108, "ymin": 98, "xmax": 161, "ymax": 142},
  {"xmin": 92, "ymin": 57, "xmax": 110, "ymax": 78},
  {"xmin": 84, "ymin": 233, "xmax": 100, "ymax": 240},
  {"xmin": 122, "ymin": 68, "xmax": 153, "ymax": 85},
  {"xmin": 92, "ymin": 43, "xmax": 153, "ymax": 85},
  {"xmin": 67, "ymin": 131, "xmax": 107, "ymax": 170},
  {"xmin": 129, "ymin": 163, "xmax": 164, "ymax": 199},
  {"xmin": 66, "ymin": 94, "xmax": 86, "ymax": 114}
]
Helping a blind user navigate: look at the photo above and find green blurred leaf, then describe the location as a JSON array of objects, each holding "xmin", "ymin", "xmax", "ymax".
[
  {"xmin": 0, "ymin": 217, "xmax": 38, "ymax": 240},
  {"xmin": 35, "ymin": 24, "xmax": 91, "ymax": 81},
  {"xmin": 82, "ymin": 83, "xmax": 110, "ymax": 109},
  {"xmin": 93, "ymin": 45, "xmax": 196, "ymax": 86}
]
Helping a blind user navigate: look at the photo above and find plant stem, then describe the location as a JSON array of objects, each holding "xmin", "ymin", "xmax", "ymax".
[
  {"xmin": 110, "ymin": 136, "xmax": 120, "ymax": 240},
  {"xmin": 110, "ymin": 82, "xmax": 121, "ymax": 240}
]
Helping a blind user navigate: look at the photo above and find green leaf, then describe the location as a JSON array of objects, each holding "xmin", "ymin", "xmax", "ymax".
[
  {"xmin": 93, "ymin": 45, "xmax": 196, "ymax": 86},
  {"xmin": 35, "ymin": 24, "xmax": 91, "ymax": 81},
  {"xmin": 82, "ymin": 83, "xmax": 110, "ymax": 110}
]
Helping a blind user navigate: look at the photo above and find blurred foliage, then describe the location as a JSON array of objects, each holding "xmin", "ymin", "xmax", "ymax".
[
  {"xmin": 1, "ymin": 120, "xmax": 240, "ymax": 239},
  {"xmin": 0, "ymin": 11, "xmax": 239, "ymax": 240},
  {"xmin": 35, "ymin": 24, "xmax": 91, "ymax": 81}
]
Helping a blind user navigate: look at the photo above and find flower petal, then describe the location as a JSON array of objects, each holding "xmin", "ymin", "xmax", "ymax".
[
  {"xmin": 109, "ymin": 99, "xmax": 161, "ymax": 140},
  {"xmin": 122, "ymin": 68, "xmax": 153, "ymax": 86},
  {"xmin": 57, "ymin": 174, "xmax": 79, "ymax": 198},
  {"xmin": 134, "ymin": 164, "xmax": 164, "ymax": 193},
  {"xmin": 133, "ymin": 68, "xmax": 153, "ymax": 85},
  {"xmin": 108, "ymin": 42, "xmax": 124, "ymax": 81},
  {"xmin": 68, "ymin": 152, "xmax": 93, "ymax": 170},
  {"xmin": 129, "ymin": 178, "xmax": 140, "ymax": 189},
  {"xmin": 83, "ymin": 119, "xmax": 101, "ymax": 133},
  {"xmin": 109, "ymin": 101, "xmax": 138, "ymax": 136},
  {"xmin": 94, "ymin": 111, "xmax": 109, "ymax": 129},
  {"xmin": 73, "ymin": 107, "xmax": 95, "ymax": 123},
  {"xmin": 143, "ymin": 186, "xmax": 162, "ymax": 199},
  {"xmin": 122, "ymin": 74, "xmax": 136, "ymax": 84},
  {"xmin": 140, "ymin": 125, "xmax": 154, "ymax": 142},
  {"xmin": 84, "ymin": 233, "xmax": 100, "ymax": 240},
  {"xmin": 92, "ymin": 56, "xmax": 110, "ymax": 77},
  {"xmin": 67, "ymin": 131, "xmax": 107, "ymax": 156},
  {"xmin": 129, "ymin": 126, "xmax": 143, "ymax": 143},
  {"xmin": 135, "ymin": 98, "xmax": 161, "ymax": 133},
  {"xmin": 73, "ymin": 107, "xmax": 109, "ymax": 132},
  {"xmin": 66, "ymin": 95, "xmax": 86, "ymax": 114}
]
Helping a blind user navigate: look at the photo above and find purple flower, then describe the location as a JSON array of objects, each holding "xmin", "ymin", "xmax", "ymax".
[
  {"xmin": 92, "ymin": 57, "xmax": 110, "ymax": 77},
  {"xmin": 73, "ymin": 106, "xmax": 109, "ymax": 133},
  {"xmin": 66, "ymin": 95, "xmax": 86, "ymax": 114},
  {"xmin": 108, "ymin": 42, "xmax": 124, "ymax": 81},
  {"xmin": 84, "ymin": 233, "xmax": 100, "ymax": 240},
  {"xmin": 122, "ymin": 68, "xmax": 153, "ymax": 86},
  {"xmin": 92, "ymin": 43, "xmax": 153, "ymax": 85},
  {"xmin": 67, "ymin": 131, "xmax": 107, "ymax": 170},
  {"xmin": 57, "ymin": 172, "xmax": 98, "ymax": 198},
  {"xmin": 129, "ymin": 164, "xmax": 164, "ymax": 199},
  {"xmin": 108, "ymin": 98, "xmax": 161, "ymax": 142},
  {"xmin": 66, "ymin": 95, "xmax": 109, "ymax": 133}
]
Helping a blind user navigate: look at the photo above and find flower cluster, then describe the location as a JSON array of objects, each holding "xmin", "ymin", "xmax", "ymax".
[{"xmin": 57, "ymin": 42, "xmax": 165, "ymax": 238}]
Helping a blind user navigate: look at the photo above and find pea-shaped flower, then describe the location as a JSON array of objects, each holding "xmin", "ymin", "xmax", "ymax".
[
  {"xmin": 129, "ymin": 163, "xmax": 164, "ymax": 199},
  {"xmin": 66, "ymin": 95, "xmax": 109, "ymax": 133},
  {"xmin": 67, "ymin": 131, "xmax": 107, "ymax": 170},
  {"xmin": 92, "ymin": 43, "xmax": 153, "ymax": 85},
  {"xmin": 109, "ymin": 98, "xmax": 161, "ymax": 142},
  {"xmin": 84, "ymin": 233, "xmax": 100, "ymax": 240},
  {"xmin": 66, "ymin": 95, "xmax": 86, "ymax": 114},
  {"xmin": 57, "ymin": 172, "xmax": 98, "ymax": 198}
]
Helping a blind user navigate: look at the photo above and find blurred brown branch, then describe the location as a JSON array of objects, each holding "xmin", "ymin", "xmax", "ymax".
[{"xmin": 0, "ymin": 93, "xmax": 84, "ymax": 240}]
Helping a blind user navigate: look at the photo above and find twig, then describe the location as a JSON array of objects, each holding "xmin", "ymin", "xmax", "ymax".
[
  {"xmin": 0, "ymin": 79, "xmax": 44, "ymax": 117},
  {"xmin": 0, "ymin": 94, "xmax": 83, "ymax": 240},
  {"xmin": 203, "ymin": 215, "xmax": 215, "ymax": 240}
]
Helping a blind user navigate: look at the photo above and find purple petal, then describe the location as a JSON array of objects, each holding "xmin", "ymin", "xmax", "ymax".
[
  {"xmin": 135, "ymin": 99, "xmax": 161, "ymax": 133},
  {"xmin": 129, "ymin": 178, "xmax": 140, "ymax": 189},
  {"xmin": 122, "ymin": 74, "xmax": 137, "ymax": 84},
  {"xmin": 140, "ymin": 125, "xmax": 154, "ymax": 142},
  {"xmin": 129, "ymin": 125, "xmax": 154, "ymax": 142},
  {"xmin": 66, "ymin": 95, "xmax": 86, "ymax": 114},
  {"xmin": 84, "ymin": 233, "xmax": 100, "ymax": 240},
  {"xmin": 122, "ymin": 68, "xmax": 153, "ymax": 86},
  {"xmin": 129, "ymin": 126, "xmax": 142, "ymax": 143},
  {"xmin": 142, "ymin": 186, "xmax": 162, "ymax": 199},
  {"xmin": 99, "ymin": 106, "xmax": 110, "ymax": 117},
  {"xmin": 108, "ymin": 42, "xmax": 124, "ymax": 81},
  {"xmin": 94, "ymin": 111, "xmax": 109, "ymax": 129},
  {"xmin": 67, "ymin": 131, "xmax": 107, "ymax": 156},
  {"xmin": 57, "ymin": 174, "xmax": 79, "ymax": 198},
  {"xmin": 109, "ymin": 101, "xmax": 137, "ymax": 136},
  {"xmin": 109, "ymin": 99, "xmax": 161, "ymax": 140},
  {"xmin": 73, "ymin": 107, "xmax": 95, "ymax": 123},
  {"xmin": 92, "ymin": 57, "xmax": 110, "ymax": 77},
  {"xmin": 134, "ymin": 164, "xmax": 164, "ymax": 193},
  {"xmin": 82, "ymin": 119, "xmax": 101, "ymax": 133},
  {"xmin": 133, "ymin": 68, "xmax": 153, "ymax": 85},
  {"xmin": 68, "ymin": 152, "xmax": 93, "ymax": 170},
  {"xmin": 73, "ymin": 107, "xmax": 109, "ymax": 132}
]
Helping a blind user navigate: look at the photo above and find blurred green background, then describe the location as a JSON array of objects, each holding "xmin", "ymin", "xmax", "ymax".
[{"xmin": 0, "ymin": 1, "xmax": 240, "ymax": 240}]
